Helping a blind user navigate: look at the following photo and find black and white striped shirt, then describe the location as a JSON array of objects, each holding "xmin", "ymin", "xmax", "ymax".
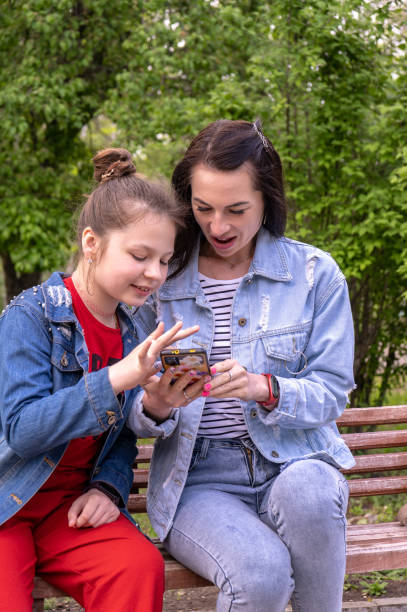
[{"xmin": 198, "ymin": 273, "xmax": 248, "ymax": 439}]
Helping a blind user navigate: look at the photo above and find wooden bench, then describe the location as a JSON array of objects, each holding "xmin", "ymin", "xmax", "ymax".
[{"xmin": 32, "ymin": 404, "xmax": 407, "ymax": 610}]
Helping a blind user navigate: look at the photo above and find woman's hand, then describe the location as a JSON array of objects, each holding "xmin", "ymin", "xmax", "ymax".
[
  {"xmin": 68, "ymin": 489, "xmax": 120, "ymax": 528},
  {"xmin": 205, "ymin": 359, "xmax": 270, "ymax": 403},
  {"xmin": 142, "ymin": 366, "xmax": 211, "ymax": 421},
  {"xmin": 108, "ymin": 321, "xmax": 199, "ymax": 394}
]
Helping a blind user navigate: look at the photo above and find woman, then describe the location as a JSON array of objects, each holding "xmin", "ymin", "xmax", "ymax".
[
  {"xmin": 129, "ymin": 120, "xmax": 355, "ymax": 612},
  {"xmin": 0, "ymin": 147, "xmax": 198, "ymax": 611}
]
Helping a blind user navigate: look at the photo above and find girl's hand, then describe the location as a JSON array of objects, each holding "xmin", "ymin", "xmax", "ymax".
[
  {"xmin": 205, "ymin": 359, "xmax": 270, "ymax": 403},
  {"xmin": 108, "ymin": 321, "xmax": 199, "ymax": 394},
  {"xmin": 142, "ymin": 367, "xmax": 211, "ymax": 421},
  {"xmin": 67, "ymin": 489, "xmax": 120, "ymax": 528}
]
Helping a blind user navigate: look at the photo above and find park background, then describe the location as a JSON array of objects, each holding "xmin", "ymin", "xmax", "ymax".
[{"xmin": 1, "ymin": 0, "xmax": 407, "ymax": 604}]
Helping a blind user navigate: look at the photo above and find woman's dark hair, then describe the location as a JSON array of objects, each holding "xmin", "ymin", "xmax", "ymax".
[
  {"xmin": 77, "ymin": 147, "xmax": 186, "ymax": 259},
  {"xmin": 170, "ymin": 119, "xmax": 287, "ymax": 275}
]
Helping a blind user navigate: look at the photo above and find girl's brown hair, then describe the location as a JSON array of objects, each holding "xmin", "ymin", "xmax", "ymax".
[
  {"xmin": 77, "ymin": 147, "xmax": 185, "ymax": 259},
  {"xmin": 171, "ymin": 120, "xmax": 287, "ymax": 275}
]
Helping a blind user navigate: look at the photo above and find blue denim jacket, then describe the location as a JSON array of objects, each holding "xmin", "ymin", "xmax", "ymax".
[
  {"xmin": 0, "ymin": 271, "xmax": 139, "ymax": 525},
  {"xmin": 129, "ymin": 229, "xmax": 356, "ymax": 540}
]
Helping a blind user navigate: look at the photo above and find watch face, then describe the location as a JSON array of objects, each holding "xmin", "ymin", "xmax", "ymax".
[{"xmin": 271, "ymin": 376, "xmax": 280, "ymax": 398}]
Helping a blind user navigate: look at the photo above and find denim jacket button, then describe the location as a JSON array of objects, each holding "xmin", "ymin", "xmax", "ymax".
[
  {"xmin": 272, "ymin": 450, "xmax": 279, "ymax": 458},
  {"xmin": 238, "ymin": 318, "xmax": 247, "ymax": 327},
  {"xmin": 107, "ymin": 415, "xmax": 116, "ymax": 425},
  {"xmin": 250, "ymin": 409, "xmax": 257, "ymax": 418}
]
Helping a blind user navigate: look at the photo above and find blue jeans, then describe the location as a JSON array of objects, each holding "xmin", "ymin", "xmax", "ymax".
[{"xmin": 164, "ymin": 437, "xmax": 349, "ymax": 612}]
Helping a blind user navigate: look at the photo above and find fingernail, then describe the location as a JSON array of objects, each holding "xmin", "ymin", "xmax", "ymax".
[
  {"xmin": 204, "ymin": 375, "xmax": 211, "ymax": 382},
  {"xmin": 189, "ymin": 370, "xmax": 197, "ymax": 376},
  {"xmin": 202, "ymin": 391, "xmax": 210, "ymax": 397},
  {"xmin": 211, "ymin": 367, "xmax": 217, "ymax": 374},
  {"xmin": 203, "ymin": 383, "xmax": 211, "ymax": 391}
]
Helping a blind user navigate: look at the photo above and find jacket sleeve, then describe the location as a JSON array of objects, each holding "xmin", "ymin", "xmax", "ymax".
[
  {"xmin": 257, "ymin": 273, "xmax": 355, "ymax": 429},
  {"xmin": 0, "ymin": 304, "xmax": 123, "ymax": 458},
  {"xmin": 89, "ymin": 423, "xmax": 137, "ymax": 507}
]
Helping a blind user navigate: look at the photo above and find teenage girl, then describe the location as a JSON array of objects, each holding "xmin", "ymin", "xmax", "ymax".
[{"xmin": 0, "ymin": 148, "xmax": 198, "ymax": 611}]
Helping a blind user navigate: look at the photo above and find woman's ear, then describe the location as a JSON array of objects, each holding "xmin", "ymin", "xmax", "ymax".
[{"xmin": 81, "ymin": 226, "xmax": 100, "ymax": 262}]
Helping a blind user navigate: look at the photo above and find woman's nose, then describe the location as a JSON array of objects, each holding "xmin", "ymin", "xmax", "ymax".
[{"xmin": 209, "ymin": 214, "xmax": 230, "ymax": 236}]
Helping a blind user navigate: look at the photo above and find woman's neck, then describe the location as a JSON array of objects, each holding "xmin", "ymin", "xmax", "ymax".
[
  {"xmin": 198, "ymin": 243, "xmax": 253, "ymax": 280},
  {"xmin": 71, "ymin": 267, "xmax": 118, "ymax": 328}
]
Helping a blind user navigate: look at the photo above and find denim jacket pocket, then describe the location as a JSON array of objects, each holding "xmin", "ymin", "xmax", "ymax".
[{"xmin": 261, "ymin": 327, "xmax": 309, "ymax": 376}]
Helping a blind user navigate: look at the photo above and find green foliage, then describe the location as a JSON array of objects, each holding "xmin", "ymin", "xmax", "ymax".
[
  {"xmin": 106, "ymin": 0, "xmax": 407, "ymax": 406},
  {"xmin": 0, "ymin": 0, "xmax": 144, "ymax": 298},
  {"xmin": 1, "ymin": 0, "xmax": 406, "ymax": 403}
]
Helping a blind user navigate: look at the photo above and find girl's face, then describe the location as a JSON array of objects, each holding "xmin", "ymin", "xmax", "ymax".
[
  {"xmin": 89, "ymin": 211, "xmax": 176, "ymax": 311},
  {"xmin": 190, "ymin": 163, "xmax": 264, "ymax": 264}
]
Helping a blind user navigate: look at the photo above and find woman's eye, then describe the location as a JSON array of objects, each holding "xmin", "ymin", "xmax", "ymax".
[
  {"xmin": 160, "ymin": 260, "xmax": 170, "ymax": 266},
  {"xmin": 132, "ymin": 255, "xmax": 146, "ymax": 261},
  {"xmin": 196, "ymin": 207, "xmax": 211, "ymax": 213},
  {"xmin": 229, "ymin": 209, "xmax": 245, "ymax": 215}
]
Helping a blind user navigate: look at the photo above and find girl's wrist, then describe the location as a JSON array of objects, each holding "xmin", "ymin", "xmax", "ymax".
[{"xmin": 142, "ymin": 399, "xmax": 172, "ymax": 424}]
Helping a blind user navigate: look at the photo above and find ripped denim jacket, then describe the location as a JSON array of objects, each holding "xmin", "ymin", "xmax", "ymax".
[{"xmin": 129, "ymin": 229, "xmax": 356, "ymax": 539}]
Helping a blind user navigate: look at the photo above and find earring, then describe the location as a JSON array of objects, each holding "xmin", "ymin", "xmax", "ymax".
[{"xmin": 88, "ymin": 258, "xmax": 93, "ymax": 264}]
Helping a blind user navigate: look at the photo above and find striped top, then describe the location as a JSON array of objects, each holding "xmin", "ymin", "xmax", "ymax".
[{"xmin": 197, "ymin": 273, "xmax": 248, "ymax": 439}]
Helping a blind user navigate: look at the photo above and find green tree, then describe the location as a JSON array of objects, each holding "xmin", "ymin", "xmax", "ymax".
[
  {"xmin": 107, "ymin": 0, "xmax": 406, "ymax": 406},
  {"xmin": 0, "ymin": 0, "xmax": 143, "ymax": 301}
]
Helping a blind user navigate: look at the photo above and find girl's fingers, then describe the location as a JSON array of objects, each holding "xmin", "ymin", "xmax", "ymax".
[
  {"xmin": 149, "ymin": 321, "xmax": 166, "ymax": 339},
  {"xmin": 137, "ymin": 337, "xmax": 153, "ymax": 358},
  {"xmin": 171, "ymin": 325, "xmax": 200, "ymax": 343}
]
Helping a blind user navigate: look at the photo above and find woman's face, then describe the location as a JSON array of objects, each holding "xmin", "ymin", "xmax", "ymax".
[{"xmin": 190, "ymin": 163, "xmax": 264, "ymax": 264}]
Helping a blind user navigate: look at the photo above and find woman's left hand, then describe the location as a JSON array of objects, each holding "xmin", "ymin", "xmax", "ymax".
[
  {"xmin": 67, "ymin": 488, "xmax": 120, "ymax": 528},
  {"xmin": 207, "ymin": 359, "xmax": 269, "ymax": 403}
]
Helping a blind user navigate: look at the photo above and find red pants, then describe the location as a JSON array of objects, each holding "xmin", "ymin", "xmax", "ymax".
[{"xmin": 0, "ymin": 496, "xmax": 164, "ymax": 611}]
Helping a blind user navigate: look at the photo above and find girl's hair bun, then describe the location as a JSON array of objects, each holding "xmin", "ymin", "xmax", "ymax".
[{"xmin": 92, "ymin": 148, "xmax": 137, "ymax": 184}]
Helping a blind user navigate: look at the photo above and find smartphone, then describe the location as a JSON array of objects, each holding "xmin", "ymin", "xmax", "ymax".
[{"xmin": 160, "ymin": 348, "xmax": 210, "ymax": 384}]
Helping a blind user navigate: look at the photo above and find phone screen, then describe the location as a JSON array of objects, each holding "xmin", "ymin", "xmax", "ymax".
[{"xmin": 160, "ymin": 349, "xmax": 210, "ymax": 383}]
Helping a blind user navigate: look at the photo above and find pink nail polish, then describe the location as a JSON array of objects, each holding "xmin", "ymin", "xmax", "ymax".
[
  {"xmin": 202, "ymin": 391, "xmax": 209, "ymax": 397},
  {"xmin": 211, "ymin": 367, "xmax": 217, "ymax": 374},
  {"xmin": 203, "ymin": 383, "xmax": 211, "ymax": 391}
]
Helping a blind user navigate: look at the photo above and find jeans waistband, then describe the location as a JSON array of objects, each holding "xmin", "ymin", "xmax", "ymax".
[{"xmin": 194, "ymin": 436, "xmax": 256, "ymax": 460}]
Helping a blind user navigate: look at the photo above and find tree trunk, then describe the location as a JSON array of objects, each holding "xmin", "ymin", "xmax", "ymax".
[{"xmin": 1, "ymin": 253, "xmax": 41, "ymax": 306}]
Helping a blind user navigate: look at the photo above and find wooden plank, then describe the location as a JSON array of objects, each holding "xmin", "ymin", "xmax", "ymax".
[
  {"xmin": 342, "ymin": 452, "xmax": 407, "ymax": 474},
  {"xmin": 135, "ymin": 444, "xmax": 154, "ymax": 462},
  {"xmin": 346, "ymin": 522, "xmax": 407, "ymax": 573},
  {"xmin": 127, "ymin": 494, "xmax": 147, "ymax": 513},
  {"xmin": 337, "ymin": 405, "xmax": 407, "ymax": 427},
  {"xmin": 348, "ymin": 475, "xmax": 407, "ymax": 496},
  {"xmin": 342, "ymin": 429, "xmax": 407, "ymax": 450},
  {"xmin": 132, "ymin": 469, "xmax": 149, "ymax": 487},
  {"xmin": 33, "ymin": 576, "xmax": 66, "ymax": 598}
]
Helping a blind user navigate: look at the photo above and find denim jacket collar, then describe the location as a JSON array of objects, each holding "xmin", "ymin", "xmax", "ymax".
[
  {"xmin": 158, "ymin": 228, "xmax": 292, "ymax": 301},
  {"xmin": 41, "ymin": 271, "xmax": 136, "ymax": 331}
]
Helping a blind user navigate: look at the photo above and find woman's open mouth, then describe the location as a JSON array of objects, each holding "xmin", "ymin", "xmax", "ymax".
[{"xmin": 211, "ymin": 236, "xmax": 236, "ymax": 250}]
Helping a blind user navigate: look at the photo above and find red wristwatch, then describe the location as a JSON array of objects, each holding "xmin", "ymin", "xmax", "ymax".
[{"xmin": 258, "ymin": 374, "xmax": 280, "ymax": 410}]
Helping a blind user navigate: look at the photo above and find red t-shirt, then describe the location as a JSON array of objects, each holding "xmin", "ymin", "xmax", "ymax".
[{"xmin": 41, "ymin": 277, "xmax": 123, "ymax": 490}]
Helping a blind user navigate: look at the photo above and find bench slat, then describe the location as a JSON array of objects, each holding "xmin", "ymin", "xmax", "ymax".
[
  {"xmin": 342, "ymin": 430, "xmax": 407, "ymax": 450},
  {"xmin": 346, "ymin": 522, "xmax": 407, "ymax": 573},
  {"xmin": 342, "ymin": 452, "xmax": 407, "ymax": 474},
  {"xmin": 128, "ymin": 494, "xmax": 147, "ymax": 513},
  {"xmin": 337, "ymin": 405, "xmax": 407, "ymax": 427},
  {"xmin": 348, "ymin": 475, "xmax": 407, "ymax": 496}
]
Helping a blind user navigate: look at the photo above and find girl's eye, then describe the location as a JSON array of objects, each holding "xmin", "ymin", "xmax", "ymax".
[
  {"xmin": 229, "ymin": 209, "xmax": 245, "ymax": 215},
  {"xmin": 196, "ymin": 207, "xmax": 211, "ymax": 213},
  {"xmin": 160, "ymin": 260, "xmax": 170, "ymax": 266},
  {"xmin": 132, "ymin": 255, "xmax": 146, "ymax": 261}
]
